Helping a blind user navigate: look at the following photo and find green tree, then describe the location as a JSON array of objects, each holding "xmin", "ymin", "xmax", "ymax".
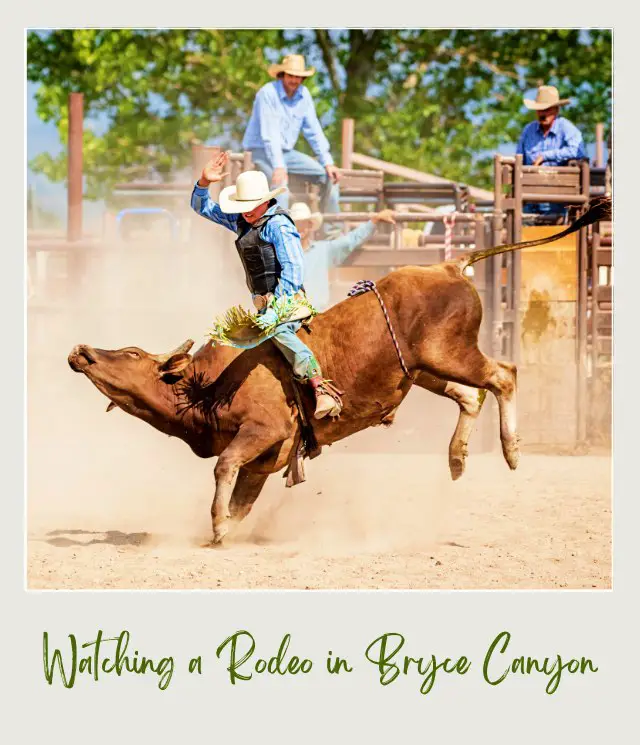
[{"xmin": 28, "ymin": 29, "xmax": 611, "ymax": 198}]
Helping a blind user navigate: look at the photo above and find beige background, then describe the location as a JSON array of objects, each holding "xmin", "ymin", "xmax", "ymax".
[{"xmin": 8, "ymin": 8, "xmax": 635, "ymax": 745}]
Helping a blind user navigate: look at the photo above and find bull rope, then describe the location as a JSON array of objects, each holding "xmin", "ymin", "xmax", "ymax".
[{"xmin": 348, "ymin": 280, "xmax": 416, "ymax": 382}]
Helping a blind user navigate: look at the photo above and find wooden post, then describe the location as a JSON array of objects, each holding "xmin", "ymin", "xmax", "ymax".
[
  {"xmin": 492, "ymin": 156, "xmax": 505, "ymax": 361},
  {"xmin": 474, "ymin": 212, "xmax": 486, "ymax": 336},
  {"xmin": 67, "ymin": 92, "xmax": 83, "ymax": 242},
  {"xmin": 491, "ymin": 212, "xmax": 504, "ymax": 360},
  {"xmin": 493, "ymin": 154, "xmax": 503, "ymax": 214},
  {"xmin": 511, "ymin": 155, "xmax": 524, "ymax": 365},
  {"xmin": 591, "ymin": 221, "xmax": 601, "ymax": 380},
  {"xmin": 595, "ymin": 123, "xmax": 604, "ymax": 168},
  {"xmin": 473, "ymin": 215, "xmax": 495, "ymax": 454},
  {"xmin": 513, "ymin": 154, "xmax": 523, "ymax": 243},
  {"xmin": 341, "ymin": 119, "xmax": 354, "ymax": 170},
  {"xmin": 576, "ymin": 159, "xmax": 591, "ymax": 445}
]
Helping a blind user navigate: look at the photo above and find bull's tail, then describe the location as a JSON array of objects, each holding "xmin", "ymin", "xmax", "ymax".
[{"xmin": 456, "ymin": 196, "xmax": 611, "ymax": 272}]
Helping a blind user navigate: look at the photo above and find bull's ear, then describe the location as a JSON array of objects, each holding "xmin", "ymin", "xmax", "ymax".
[{"xmin": 158, "ymin": 353, "xmax": 192, "ymax": 379}]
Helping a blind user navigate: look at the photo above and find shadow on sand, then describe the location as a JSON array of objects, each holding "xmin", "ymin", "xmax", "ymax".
[{"xmin": 43, "ymin": 529, "xmax": 152, "ymax": 548}]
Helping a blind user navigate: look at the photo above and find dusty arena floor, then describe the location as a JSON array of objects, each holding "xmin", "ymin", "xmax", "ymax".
[
  {"xmin": 26, "ymin": 253, "xmax": 611, "ymax": 591},
  {"xmin": 27, "ymin": 449, "xmax": 611, "ymax": 591}
]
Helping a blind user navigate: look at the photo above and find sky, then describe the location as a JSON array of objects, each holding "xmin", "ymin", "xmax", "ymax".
[{"xmin": 27, "ymin": 82, "xmax": 65, "ymax": 216}]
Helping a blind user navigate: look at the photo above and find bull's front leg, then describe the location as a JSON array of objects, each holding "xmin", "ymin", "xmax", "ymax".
[
  {"xmin": 211, "ymin": 460, "xmax": 240, "ymax": 545},
  {"xmin": 210, "ymin": 429, "xmax": 280, "ymax": 545}
]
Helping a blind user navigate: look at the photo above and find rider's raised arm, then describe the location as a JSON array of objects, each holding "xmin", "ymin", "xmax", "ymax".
[{"xmin": 190, "ymin": 183, "xmax": 239, "ymax": 232}]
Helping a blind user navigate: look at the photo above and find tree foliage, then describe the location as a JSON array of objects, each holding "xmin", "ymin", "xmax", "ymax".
[{"xmin": 27, "ymin": 29, "xmax": 612, "ymax": 198}]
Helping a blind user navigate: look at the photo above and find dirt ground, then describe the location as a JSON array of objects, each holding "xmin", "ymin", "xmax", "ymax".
[
  {"xmin": 26, "ymin": 239, "xmax": 611, "ymax": 591},
  {"xmin": 27, "ymin": 441, "xmax": 611, "ymax": 590}
]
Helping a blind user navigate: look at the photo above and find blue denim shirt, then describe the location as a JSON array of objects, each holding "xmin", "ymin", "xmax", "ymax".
[
  {"xmin": 516, "ymin": 116, "xmax": 586, "ymax": 166},
  {"xmin": 242, "ymin": 79, "xmax": 334, "ymax": 169}
]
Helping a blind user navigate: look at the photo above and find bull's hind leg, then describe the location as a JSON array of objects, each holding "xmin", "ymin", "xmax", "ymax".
[
  {"xmin": 415, "ymin": 371, "xmax": 488, "ymax": 480},
  {"xmin": 419, "ymin": 351, "xmax": 519, "ymax": 471},
  {"xmin": 490, "ymin": 359, "xmax": 519, "ymax": 469}
]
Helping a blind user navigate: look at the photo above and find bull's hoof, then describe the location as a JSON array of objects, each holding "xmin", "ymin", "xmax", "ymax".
[
  {"xmin": 449, "ymin": 454, "xmax": 466, "ymax": 481},
  {"xmin": 212, "ymin": 520, "xmax": 230, "ymax": 546},
  {"xmin": 201, "ymin": 539, "xmax": 227, "ymax": 549},
  {"xmin": 502, "ymin": 436, "xmax": 520, "ymax": 470}
]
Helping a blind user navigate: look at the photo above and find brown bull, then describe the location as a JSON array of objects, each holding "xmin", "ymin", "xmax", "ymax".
[{"xmin": 67, "ymin": 198, "xmax": 609, "ymax": 544}]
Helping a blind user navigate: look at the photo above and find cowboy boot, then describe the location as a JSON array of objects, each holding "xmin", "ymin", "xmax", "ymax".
[{"xmin": 309, "ymin": 376, "xmax": 343, "ymax": 420}]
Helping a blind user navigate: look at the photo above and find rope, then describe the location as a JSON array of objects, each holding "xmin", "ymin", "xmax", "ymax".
[
  {"xmin": 348, "ymin": 280, "xmax": 415, "ymax": 382},
  {"xmin": 443, "ymin": 213, "xmax": 457, "ymax": 261}
]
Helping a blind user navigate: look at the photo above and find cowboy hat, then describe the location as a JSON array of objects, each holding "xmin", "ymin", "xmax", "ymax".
[
  {"xmin": 268, "ymin": 54, "xmax": 315, "ymax": 79},
  {"xmin": 524, "ymin": 85, "xmax": 571, "ymax": 110},
  {"xmin": 290, "ymin": 201, "xmax": 323, "ymax": 231},
  {"xmin": 219, "ymin": 170, "xmax": 288, "ymax": 214}
]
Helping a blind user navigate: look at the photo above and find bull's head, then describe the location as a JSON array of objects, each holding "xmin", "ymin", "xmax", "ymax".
[{"xmin": 68, "ymin": 339, "xmax": 195, "ymax": 415}]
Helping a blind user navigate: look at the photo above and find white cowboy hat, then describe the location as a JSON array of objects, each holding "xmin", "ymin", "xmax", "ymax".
[
  {"xmin": 289, "ymin": 201, "xmax": 323, "ymax": 231},
  {"xmin": 219, "ymin": 170, "xmax": 288, "ymax": 214},
  {"xmin": 268, "ymin": 54, "xmax": 315, "ymax": 79},
  {"xmin": 524, "ymin": 85, "xmax": 571, "ymax": 111}
]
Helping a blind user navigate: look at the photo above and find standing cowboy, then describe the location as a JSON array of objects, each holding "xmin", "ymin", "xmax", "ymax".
[
  {"xmin": 242, "ymin": 54, "xmax": 341, "ymax": 219},
  {"xmin": 190, "ymin": 151, "xmax": 342, "ymax": 419},
  {"xmin": 516, "ymin": 85, "xmax": 587, "ymax": 218},
  {"xmin": 289, "ymin": 202, "xmax": 396, "ymax": 311}
]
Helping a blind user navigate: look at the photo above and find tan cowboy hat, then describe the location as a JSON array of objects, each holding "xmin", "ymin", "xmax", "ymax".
[
  {"xmin": 219, "ymin": 170, "xmax": 287, "ymax": 214},
  {"xmin": 268, "ymin": 54, "xmax": 315, "ymax": 79},
  {"xmin": 290, "ymin": 201, "xmax": 323, "ymax": 231},
  {"xmin": 524, "ymin": 85, "xmax": 571, "ymax": 110}
]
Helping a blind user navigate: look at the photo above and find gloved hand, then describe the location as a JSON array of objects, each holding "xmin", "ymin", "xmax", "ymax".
[{"xmin": 254, "ymin": 306, "xmax": 279, "ymax": 331}]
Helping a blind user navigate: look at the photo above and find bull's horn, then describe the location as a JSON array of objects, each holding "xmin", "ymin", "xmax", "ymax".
[{"xmin": 153, "ymin": 339, "xmax": 195, "ymax": 363}]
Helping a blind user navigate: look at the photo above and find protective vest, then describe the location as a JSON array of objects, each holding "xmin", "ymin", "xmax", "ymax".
[{"xmin": 235, "ymin": 203, "xmax": 296, "ymax": 296}]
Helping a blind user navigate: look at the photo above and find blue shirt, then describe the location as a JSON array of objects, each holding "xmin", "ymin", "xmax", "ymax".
[
  {"xmin": 516, "ymin": 116, "xmax": 586, "ymax": 166},
  {"xmin": 190, "ymin": 184, "xmax": 304, "ymax": 298},
  {"xmin": 303, "ymin": 222, "xmax": 375, "ymax": 311},
  {"xmin": 242, "ymin": 79, "xmax": 334, "ymax": 169}
]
